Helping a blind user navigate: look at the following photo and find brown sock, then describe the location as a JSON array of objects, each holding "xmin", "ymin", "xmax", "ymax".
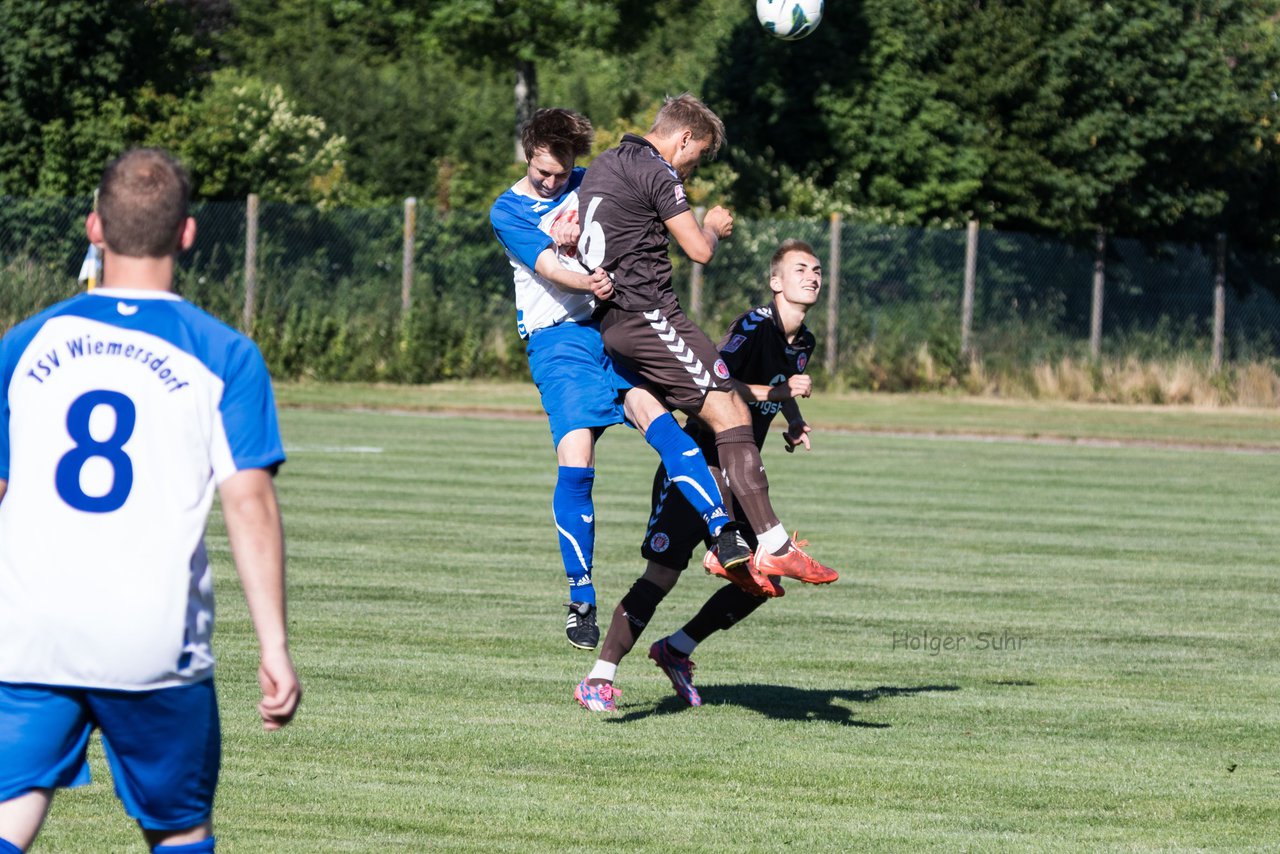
[{"xmin": 714, "ymin": 426, "xmax": 779, "ymax": 536}]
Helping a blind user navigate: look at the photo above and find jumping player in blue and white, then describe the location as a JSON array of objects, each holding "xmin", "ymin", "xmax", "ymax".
[
  {"xmin": 490, "ymin": 108, "xmax": 751, "ymax": 650},
  {"xmin": 0, "ymin": 148, "xmax": 301, "ymax": 854}
]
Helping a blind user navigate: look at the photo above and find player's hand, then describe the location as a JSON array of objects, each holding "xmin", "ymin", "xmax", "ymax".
[
  {"xmin": 257, "ymin": 646, "xmax": 301, "ymax": 731},
  {"xmin": 704, "ymin": 206, "xmax": 734, "ymax": 239},
  {"xmin": 550, "ymin": 209, "xmax": 581, "ymax": 252},
  {"xmin": 588, "ymin": 268, "xmax": 614, "ymax": 301},
  {"xmin": 783, "ymin": 421, "xmax": 812, "ymax": 453},
  {"xmin": 786, "ymin": 375, "xmax": 813, "ymax": 399}
]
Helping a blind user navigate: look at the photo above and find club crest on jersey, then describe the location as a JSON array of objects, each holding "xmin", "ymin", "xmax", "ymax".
[
  {"xmin": 722, "ymin": 333, "xmax": 747, "ymax": 353},
  {"xmin": 713, "ymin": 359, "xmax": 731, "ymax": 380},
  {"xmin": 673, "ymin": 184, "xmax": 686, "ymax": 205},
  {"xmin": 797, "ymin": 352, "xmax": 808, "ymax": 372},
  {"xmin": 650, "ymin": 532, "xmax": 670, "ymax": 553}
]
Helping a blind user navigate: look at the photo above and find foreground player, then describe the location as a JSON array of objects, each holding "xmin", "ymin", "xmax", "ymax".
[
  {"xmin": 575, "ymin": 94, "xmax": 836, "ymax": 604},
  {"xmin": 490, "ymin": 108, "xmax": 748, "ymax": 650},
  {"xmin": 576, "ymin": 240, "xmax": 831, "ymax": 711},
  {"xmin": 0, "ymin": 149, "xmax": 300, "ymax": 853}
]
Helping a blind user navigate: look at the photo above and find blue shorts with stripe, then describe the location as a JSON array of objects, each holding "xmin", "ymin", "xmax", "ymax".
[
  {"xmin": 0, "ymin": 679, "xmax": 220, "ymax": 831},
  {"xmin": 526, "ymin": 321, "xmax": 637, "ymax": 448}
]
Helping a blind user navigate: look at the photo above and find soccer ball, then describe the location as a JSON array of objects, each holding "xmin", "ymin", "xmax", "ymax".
[{"xmin": 756, "ymin": 0, "xmax": 824, "ymax": 41}]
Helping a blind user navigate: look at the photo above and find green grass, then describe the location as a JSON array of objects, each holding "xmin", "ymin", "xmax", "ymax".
[
  {"xmin": 32, "ymin": 392, "xmax": 1280, "ymax": 852},
  {"xmin": 274, "ymin": 380, "xmax": 1280, "ymax": 449}
]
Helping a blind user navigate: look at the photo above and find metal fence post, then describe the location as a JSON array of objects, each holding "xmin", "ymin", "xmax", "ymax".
[
  {"xmin": 1212, "ymin": 232, "xmax": 1226, "ymax": 372},
  {"xmin": 689, "ymin": 206, "xmax": 705, "ymax": 321},
  {"xmin": 403, "ymin": 197, "xmax": 417, "ymax": 314},
  {"xmin": 242, "ymin": 193, "xmax": 259, "ymax": 333},
  {"xmin": 826, "ymin": 212, "xmax": 842, "ymax": 379},
  {"xmin": 961, "ymin": 219, "xmax": 979, "ymax": 357},
  {"xmin": 1090, "ymin": 226, "xmax": 1106, "ymax": 360}
]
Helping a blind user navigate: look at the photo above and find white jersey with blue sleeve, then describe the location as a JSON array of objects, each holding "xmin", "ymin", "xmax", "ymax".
[
  {"xmin": 490, "ymin": 166, "xmax": 594, "ymax": 339},
  {"xmin": 0, "ymin": 288, "xmax": 286, "ymax": 691}
]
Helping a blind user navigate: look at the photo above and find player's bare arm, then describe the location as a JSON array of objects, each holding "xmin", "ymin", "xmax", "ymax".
[
  {"xmin": 219, "ymin": 468, "xmax": 301, "ymax": 731},
  {"xmin": 533, "ymin": 248, "xmax": 613, "ymax": 299},
  {"xmin": 0, "ymin": 479, "xmax": 6, "ymax": 505},
  {"xmin": 665, "ymin": 205, "xmax": 733, "ymax": 265}
]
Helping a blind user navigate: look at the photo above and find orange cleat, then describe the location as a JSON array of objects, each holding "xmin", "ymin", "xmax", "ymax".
[
  {"xmin": 755, "ymin": 533, "xmax": 838, "ymax": 584},
  {"xmin": 703, "ymin": 548, "xmax": 783, "ymax": 598}
]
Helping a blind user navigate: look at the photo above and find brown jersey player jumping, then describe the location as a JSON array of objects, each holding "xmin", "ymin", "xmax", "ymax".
[{"xmin": 576, "ymin": 93, "xmax": 837, "ymax": 573}]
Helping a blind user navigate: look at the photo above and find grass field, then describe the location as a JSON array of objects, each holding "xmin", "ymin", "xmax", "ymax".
[{"xmin": 34, "ymin": 386, "xmax": 1280, "ymax": 852}]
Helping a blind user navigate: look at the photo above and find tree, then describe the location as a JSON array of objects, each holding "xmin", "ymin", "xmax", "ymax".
[
  {"xmin": 159, "ymin": 70, "xmax": 355, "ymax": 205},
  {"xmin": 0, "ymin": 0, "xmax": 203, "ymax": 194},
  {"xmin": 424, "ymin": 0, "xmax": 636, "ymax": 161}
]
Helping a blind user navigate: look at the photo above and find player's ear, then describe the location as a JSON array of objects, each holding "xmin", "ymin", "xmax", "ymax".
[
  {"xmin": 178, "ymin": 216, "xmax": 197, "ymax": 252},
  {"xmin": 85, "ymin": 212, "xmax": 104, "ymax": 247},
  {"xmin": 769, "ymin": 274, "xmax": 783, "ymax": 295}
]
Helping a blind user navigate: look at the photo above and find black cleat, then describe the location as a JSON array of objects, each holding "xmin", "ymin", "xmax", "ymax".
[
  {"xmin": 565, "ymin": 601, "xmax": 599, "ymax": 650},
  {"xmin": 715, "ymin": 522, "xmax": 752, "ymax": 571}
]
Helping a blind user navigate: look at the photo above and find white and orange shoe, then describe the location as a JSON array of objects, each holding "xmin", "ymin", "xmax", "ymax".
[
  {"xmin": 703, "ymin": 548, "xmax": 783, "ymax": 598},
  {"xmin": 755, "ymin": 533, "xmax": 838, "ymax": 585}
]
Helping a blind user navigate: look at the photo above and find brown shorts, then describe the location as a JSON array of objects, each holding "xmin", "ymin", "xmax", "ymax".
[{"xmin": 598, "ymin": 304, "xmax": 733, "ymax": 412}]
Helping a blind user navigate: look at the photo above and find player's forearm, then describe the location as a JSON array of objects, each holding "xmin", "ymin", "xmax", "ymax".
[
  {"xmin": 732, "ymin": 379, "xmax": 776, "ymax": 403},
  {"xmin": 733, "ymin": 380, "xmax": 800, "ymax": 404},
  {"xmin": 666, "ymin": 211, "xmax": 717, "ymax": 264},
  {"xmin": 0, "ymin": 479, "xmax": 6, "ymax": 505},
  {"xmin": 220, "ymin": 470, "xmax": 290, "ymax": 652},
  {"xmin": 534, "ymin": 252, "xmax": 595, "ymax": 294},
  {"xmin": 781, "ymin": 399, "xmax": 805, "ymax": 426},
  {"xmin": 698, "ymin": 227, "xmax": 720, "ymax": 262}
]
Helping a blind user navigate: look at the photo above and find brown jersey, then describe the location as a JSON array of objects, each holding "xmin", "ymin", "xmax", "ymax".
[{"xmin": 576, "ymin": 134, "xmax": 690, "ymax": 313}]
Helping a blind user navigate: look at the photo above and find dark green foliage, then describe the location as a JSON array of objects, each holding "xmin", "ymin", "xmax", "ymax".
[
  {"xmin": 6, "ymin": 0, "xmax": 1277, "ymax": 255},
  {"xmin": 0, "ymin": 0, "xmax": 203, "ymax": 194}
]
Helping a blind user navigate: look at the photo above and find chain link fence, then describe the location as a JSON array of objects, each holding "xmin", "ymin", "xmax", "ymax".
[{"xmin": 3, "ymin": 196, "xmax": 1278, "ymax": 388}]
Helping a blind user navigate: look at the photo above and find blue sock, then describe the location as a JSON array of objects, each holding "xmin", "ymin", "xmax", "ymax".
[
  {"xmin": 553, "ymin": 466, "xmax": 596, "ymax": 606},
  {"xmin": 0, "ymin": 838, "xmax": 21, "ymax": 854},
  {"xmin": 644, "ymin": 413, "xmax": 729, "ymax": 536},
  {"xmin": 153, "ymin": 837, "xmax": 215, "ymax": 853}
]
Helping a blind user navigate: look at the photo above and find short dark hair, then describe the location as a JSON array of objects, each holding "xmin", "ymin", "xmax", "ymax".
[
  {"xmin": 649, "ymin": 93, "xmax": 726, "ymax": 158},
  {"xmin": 97, "ymin": 148, "xmax": 191, "ymax": 258},
  {"xmin": 770, "ymin": 239, "xmax": 818, "ymax": 279},
  {"xmin": 521, "ymin": 108, "xmax": 593, "ymax": 164}
]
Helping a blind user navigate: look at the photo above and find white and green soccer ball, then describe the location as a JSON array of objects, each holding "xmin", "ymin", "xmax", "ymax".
[{"xmin": 755, "ymin": 0, "xmax": 824, "ymax": 41}]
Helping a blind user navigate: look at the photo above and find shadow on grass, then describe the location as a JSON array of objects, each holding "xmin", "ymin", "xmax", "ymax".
[{"xmin": 609, "ymin": 683, "xmax": 961, "ymax": 727}]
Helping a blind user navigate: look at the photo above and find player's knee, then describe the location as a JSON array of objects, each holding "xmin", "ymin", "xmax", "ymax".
[
  {"xmin": 624, "ymin": 387, "xmax": 667, "ymax": 432},
  {"xmin": 620, "ymin": 578, "xmax": 668, "ymax": 631},
  {"xmin": 641, "ymin": 562, "xmax": 680, "ymax": 591}
]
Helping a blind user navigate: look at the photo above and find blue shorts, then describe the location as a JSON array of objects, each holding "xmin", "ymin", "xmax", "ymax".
[
  {"xmin": 0, "ymin": 680, "xmax": 221, "ymax": 831},
  {"xmin": 526, "ymin": 321, "xmax": 636, "ymax": 448}
]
